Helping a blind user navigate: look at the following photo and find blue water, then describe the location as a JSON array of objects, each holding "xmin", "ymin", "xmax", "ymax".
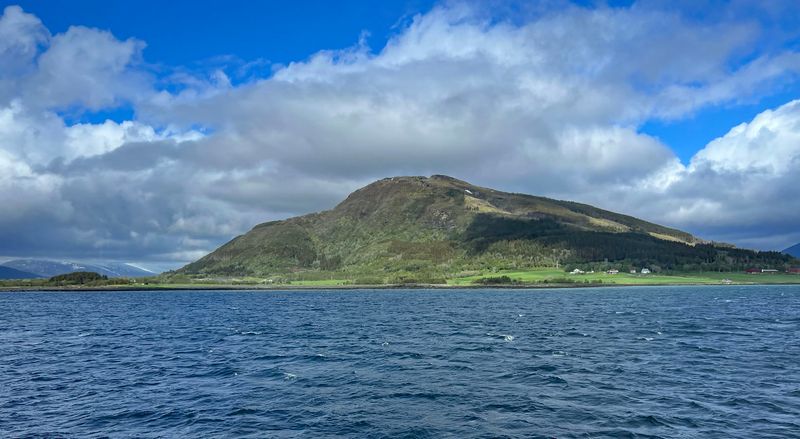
[{"xmin": 1, "ymin": 286, "xmax": 799, "ymax": 438}]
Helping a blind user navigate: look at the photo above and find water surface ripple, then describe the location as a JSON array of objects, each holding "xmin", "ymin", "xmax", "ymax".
[{"xmin": 1, "ymin": 285, "xmax": 799, "ymax": 438}]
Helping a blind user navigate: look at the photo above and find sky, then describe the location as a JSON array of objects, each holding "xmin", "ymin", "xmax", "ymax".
[{"xmin": 1, "ymin": 0, "xmax": 799, "ymax": 272}]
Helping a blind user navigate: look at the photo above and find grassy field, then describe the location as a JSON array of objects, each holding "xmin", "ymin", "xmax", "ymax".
[
  {"xmin": 447, "ymin": 268, "xmax": 568, "ymax": 285},
  {"xmin": 446, "ymin": 269, "xmax": 800, "ymax": 286},
  {"xmin": 3, "ymin": 270, "xmax": 799, "ymax": 290}
]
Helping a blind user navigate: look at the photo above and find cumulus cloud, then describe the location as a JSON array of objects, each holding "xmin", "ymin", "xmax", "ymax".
[
  {"xmin": 139, "ymin": 3, "xmax": 798, "ymax": 191},
  {"xmin": 1, "ymin": 2, "xmax": 800, "ymax": 268},
  {"xmin": 669, "ymin": 99, "xmax": 800, "ymax": 248},
  {"xmin": 692, "ymin": 100, "xmax": 800, "ymax": 175},
  {"xmin": 26, "ymin": 26, "xmax": 148, "ymax": 110},
  {"xmin": 0, "ymin": 5, "xmax": 47, "ymax": 74}
]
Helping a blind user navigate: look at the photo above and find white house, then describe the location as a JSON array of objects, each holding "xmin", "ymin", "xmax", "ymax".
[
  {"xmin": 641, "ymin": 268, "xmax": 651, "ymax": 274},
  {"xmin": 607, "ymin": 269, "xmax": 619, "ymax": 275}
]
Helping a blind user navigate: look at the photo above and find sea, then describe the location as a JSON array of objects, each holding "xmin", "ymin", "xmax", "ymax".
[{"xmin": 1, "ymin": 286, "xmax": 799, "ymax": 438}]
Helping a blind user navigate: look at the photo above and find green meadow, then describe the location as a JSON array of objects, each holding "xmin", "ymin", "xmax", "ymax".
[
  {"xmin": 447, "ymin": 269, "xmax": 800, "ymax": 286},
  {"xmin": 3, "ymin": 269, "xmax": 799, "ymax": 290}
]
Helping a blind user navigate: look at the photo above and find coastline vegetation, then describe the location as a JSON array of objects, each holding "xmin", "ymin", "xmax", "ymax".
[{"xmin": 2, "ymin": 268, "xmax": 800, "ymax": 291}]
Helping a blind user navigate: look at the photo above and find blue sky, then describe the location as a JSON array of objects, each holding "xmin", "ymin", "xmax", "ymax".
[
  {"xmin": 1, "ymin": 0, "xmax": 799, "ymax": 270},
  {"xmin": 642, "ymin": 89, "xmax": 800, "ymax": 162},
  {"xmin": 16, "ymin": 0, "xmax": 437, "ymax": 125},
  {"xmin": 10, "ymin": 1, "xmax": 434, "ymax": 66}
]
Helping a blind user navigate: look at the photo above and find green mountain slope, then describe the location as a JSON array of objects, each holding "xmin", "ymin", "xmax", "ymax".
[
  {"xmin": 178, "ymin": 175, "xmax": 794, "ymax": 280},
  {"xmin": 784, "ymin": 243, "xmax": 800, "ymax": 258}
]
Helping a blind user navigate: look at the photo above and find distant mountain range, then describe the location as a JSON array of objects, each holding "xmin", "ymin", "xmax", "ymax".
[
  {"xmin": 178, "ymin": 175, "xmax": 794, "ymax": 281},
  {"xmin": 0, "ymin": 266, "xmax": 43, "ymax": 280},
  {"xmin": 785, "ymin": 243, "xmax": 800, "ymax": 258},
  {"xmin": 0, "ymin": 259, "xmax": 156, "ymax": 278}
]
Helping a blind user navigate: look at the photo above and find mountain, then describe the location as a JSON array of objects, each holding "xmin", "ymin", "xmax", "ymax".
[
  {"xmin": 0, "ymin": 266, "xmax": 43, "ymax": 280},
  {"xmin": 178, "ymin": 175, "xmax": 793, "ymax": 281},
  {"xmin": 784, "ymin": 243, "xmax": 800, "ymax": 258},
  {"xmin": 1, "ymin": 259, "xmax": 156, "ymax": 278}
]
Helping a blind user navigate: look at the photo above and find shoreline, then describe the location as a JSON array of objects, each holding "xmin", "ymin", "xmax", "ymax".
[{"xmin": 2, "ymin": 282, "xmax": 800, "ymax": 292}]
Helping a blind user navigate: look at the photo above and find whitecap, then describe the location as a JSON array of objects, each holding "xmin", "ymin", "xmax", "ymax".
[
  {"xmin": 283, "ymin": 373, "xmax": 297, "ymax": 380},
  {"xmin": 487, "ymin": 332, "xmax": 514, "ymax": 342}
]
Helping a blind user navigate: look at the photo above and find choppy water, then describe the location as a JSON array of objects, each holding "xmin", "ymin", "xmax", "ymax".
[{"xmin": 2, "ymin": 286, "xmax": 800, "ymax": 438}]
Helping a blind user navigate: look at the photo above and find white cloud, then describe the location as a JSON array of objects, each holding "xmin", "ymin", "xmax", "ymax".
[
  {"xmin": 65, "ymin": 120, "xmax": 203, "ymax": 160},
  {"xmin": 691, "ymin": 99, "xmax": 800, "ymax": 174},
  {"xmin": 589, "ymin": 99, "xmax": 800, "ymax": 250},
  {"xmin": 26, "ymin": 26, "xmax": 148, "ymax": 110},
  {"xmin": 0, "ymin": 5, "xmax": 49, "ymax": 80},
  {"xmin": 138, "ymin": 3, "xmax": 799, "ymax": 203},
  {"xmin": 0, "ymin": 100, "xmax": 66, "ymax": 165}
]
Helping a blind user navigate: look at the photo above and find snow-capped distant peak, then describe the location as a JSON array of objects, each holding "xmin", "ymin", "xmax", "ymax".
[{"xmin": 124, "ymin": 263, "xmax": 156, "ymax": 274}]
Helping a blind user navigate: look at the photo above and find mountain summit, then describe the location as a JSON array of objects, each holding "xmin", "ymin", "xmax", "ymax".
[{"xmin": 179, "ymin": 175, "xmax": 790, "ymax": 281}]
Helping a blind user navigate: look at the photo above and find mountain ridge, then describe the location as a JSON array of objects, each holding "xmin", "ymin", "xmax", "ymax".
[
  {"xmin": 178, "ymin": 175, "xmax": 792, "ymax": 281},
  {"xmin": 0, "ymin": 266, "xmax": 42, "ymax": 280},
  {"xmin": 1, "ymin": 259, "xmax": 156, "ymax": 278}
]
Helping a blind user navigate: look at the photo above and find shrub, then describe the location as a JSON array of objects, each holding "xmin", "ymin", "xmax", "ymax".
[
  {"xmin": 474, "ymin": 275, "xmax": 514, "ymax": 285},
  {"xmin": 48, "ymin": 271, "xmax": 107, "ymax": 285}
]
